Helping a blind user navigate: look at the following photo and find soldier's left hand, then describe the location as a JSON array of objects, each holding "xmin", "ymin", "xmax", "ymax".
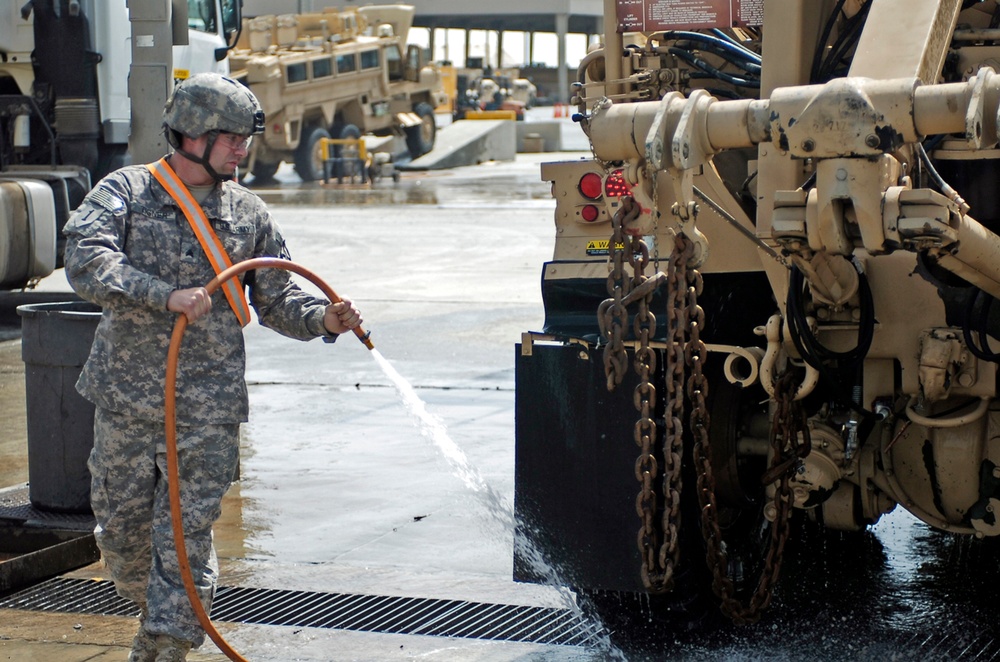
[{"xmin": 323, "ymin": 298, "xmax": 362, "ymax": 334}]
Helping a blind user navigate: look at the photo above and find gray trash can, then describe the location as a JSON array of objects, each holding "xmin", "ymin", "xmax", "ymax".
[{"xmin": 17, "ymin": 300, "xmax": 101, "ymax": 513}]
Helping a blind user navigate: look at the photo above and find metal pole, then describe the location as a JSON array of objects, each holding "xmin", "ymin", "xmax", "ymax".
[
  {"xmin": 602, "ymin": 0, "xmax": 622, "ymax": 97},
  {"xmin": 556, "ymin": 13, "xmax": 568, "ymax": 104},
  {"xmin": 128, "ymin": 0, "xmax": 176, "ymax": 164}
]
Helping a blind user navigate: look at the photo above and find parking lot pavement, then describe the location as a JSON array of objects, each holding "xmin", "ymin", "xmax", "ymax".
[{"xmin": 0, "ymin": 151, "xmax": 615, "ymax": 661}]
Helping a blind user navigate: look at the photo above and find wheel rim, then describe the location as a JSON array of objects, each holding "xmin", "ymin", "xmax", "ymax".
[
  {"xmin": 311, "ymin": 139, "xmax": 326, "ymax": 176},
  {"xmin": 420, "ymin": 113, "xmax": 434, "ymax": 144}
]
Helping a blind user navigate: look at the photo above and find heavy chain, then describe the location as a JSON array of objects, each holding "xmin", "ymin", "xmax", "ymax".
[
  {"xmin": 597, "ymin": 195, "xmax": 683, "ymax": 592},
  {"xmin": 694, "ymin": 366, "xmax": 810, "ymax": 625},
  {"xmin": 631, "ymin": 217, "xmax": 668, "ymax": 591},
  {"xmin": 603, "ymin": 192, "xmax": 803, "ymax": 617},
  {"xmin": 636, "ymin": 232, "xmax": 694, "ymax": 592},
  {"xmin": 598, "ymin": 197, "xmax": 640, "ymax": 391}
]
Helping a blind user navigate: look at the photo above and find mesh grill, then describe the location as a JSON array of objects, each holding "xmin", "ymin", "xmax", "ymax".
[
  {"xmin": 0, "ymin": 577, "xmax": 604, "ymax": 647},
  {"xmin": 0, "ymin": 485, "xmax": 95, "ymax": 530}
]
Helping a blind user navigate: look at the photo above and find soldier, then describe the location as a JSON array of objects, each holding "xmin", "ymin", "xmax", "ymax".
[{"xmin": 62, "ymin": 73, "xmax": 362, "ymax": 662}]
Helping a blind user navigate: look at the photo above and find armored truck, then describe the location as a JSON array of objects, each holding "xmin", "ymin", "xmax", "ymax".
[
  {"xmin": 230, "ymin": 5, "xmax": 445, "ymax": 182},
  {"xmin": 515, "ymin": 0, "xmax": 1000, "ymax": 640}
]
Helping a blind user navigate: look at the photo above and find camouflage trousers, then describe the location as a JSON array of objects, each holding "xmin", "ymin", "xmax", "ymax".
[{"xmin": 88, "ymin": 407, "xmax": 240, "ymax": 647}]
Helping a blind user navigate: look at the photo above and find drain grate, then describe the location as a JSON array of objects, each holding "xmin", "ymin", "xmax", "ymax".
[
  {"xmin": 0, "ymin": 485, "xmax": 95, "ymax": 531},
  {"xmin": 0, "ymin": 577, "xmax": 605, "ymax": 647}
]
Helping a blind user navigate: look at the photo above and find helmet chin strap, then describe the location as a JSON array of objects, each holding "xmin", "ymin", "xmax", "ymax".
[{"xmin": 172, "ymin": 132, "xmax": 233, "ymax": 182}]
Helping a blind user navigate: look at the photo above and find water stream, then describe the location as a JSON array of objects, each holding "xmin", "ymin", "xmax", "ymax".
[{"xmin": 369, "ymin": 348, "xmax": 625, "ymax": 659}]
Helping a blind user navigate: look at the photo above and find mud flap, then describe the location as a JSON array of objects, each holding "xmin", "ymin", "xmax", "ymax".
[{"xmin": 514, "ymin": 338, "xmax": 651, "ymax": 592}]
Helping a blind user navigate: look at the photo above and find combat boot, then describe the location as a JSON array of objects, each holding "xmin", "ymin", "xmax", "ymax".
[
  {"xmin": 153, "ymin": 634, "xmax": 193, "ymax": 661},
  {"xmin": 128, "ymin": 629, "xmax": 158, "ymax": 662},
  {"xmin": 127, "ymin": 602, "xmax": 157, "ymax": 662}
]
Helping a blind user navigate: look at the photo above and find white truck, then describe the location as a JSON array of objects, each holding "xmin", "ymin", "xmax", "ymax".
[{"xmin": 0, "ymin": 0, "xmax": 241, "ymax": 290}]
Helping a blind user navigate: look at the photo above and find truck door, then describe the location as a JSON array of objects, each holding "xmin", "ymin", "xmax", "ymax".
[
  {"xmin": 405, "ymin": 44, "xmax": 422, "ymax": 82},
  {"xmin": 173, "ymin": 0, "xmax": 240, "ymax": 80}
]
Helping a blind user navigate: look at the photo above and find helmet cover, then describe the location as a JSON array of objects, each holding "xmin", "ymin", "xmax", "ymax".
[{"xmin": 163, "ymin": 73, "xmax": 264, "ymax": 138}]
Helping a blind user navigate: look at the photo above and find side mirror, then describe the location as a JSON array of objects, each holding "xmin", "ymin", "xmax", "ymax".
[{"xmin": 223, "ymin": 0, "xmax": 244, "ymax": 51}]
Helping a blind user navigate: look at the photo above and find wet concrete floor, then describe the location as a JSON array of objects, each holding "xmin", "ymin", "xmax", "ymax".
[
  {"xmin": 0, "ymin": 138, "xmax": 613, "ymax": 660},
  {"xmin": 2, "ymin": 118, "xmax": 1000, "ymax": 660}
]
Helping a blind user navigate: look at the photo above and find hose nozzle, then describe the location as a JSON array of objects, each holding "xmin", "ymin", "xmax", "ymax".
[{"xmin": 355, "ymin": 327, "xmax": 374, "ymax": 350}]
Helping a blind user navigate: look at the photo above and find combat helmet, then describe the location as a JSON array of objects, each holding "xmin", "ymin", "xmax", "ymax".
[
  {"xmin": 162, "ymin": 73, "xmax": 264, "ymax": 182},
  {"xmin": 163, "ymin": 72, "xmax": 264, "ymax": 139}
]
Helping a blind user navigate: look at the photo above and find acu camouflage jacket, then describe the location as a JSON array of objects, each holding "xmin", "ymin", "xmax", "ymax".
[{"xmin": 63, "ymin": 162, "xmax": 333, "ymax": 425}]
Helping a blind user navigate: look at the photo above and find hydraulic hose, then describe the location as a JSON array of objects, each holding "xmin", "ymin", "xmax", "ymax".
[
  {"xmin": 785, "ymin": 261, "xmax": 876, "ymax": 420},
  {"xmin": 165, "ymin": 257, "xmax": 373, "ymax": 661},
  {"xmin": 963, "ymin": 287, "xmax": 1000, "ymax": 362}
]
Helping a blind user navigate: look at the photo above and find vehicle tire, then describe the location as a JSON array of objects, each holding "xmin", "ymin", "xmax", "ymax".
[
  {"xmin": 328, "ymin": 124, "xmax": 362, "ymax": 182},
  {"xmin": 294, "ymin": 125, "xmax": 331, "ymax": 182},
  {"xmin": 250, "ymin": 159, "xmax": 280, "ymax": 184},
  {"xmin": 405, "ymin": 102, "xmax": 436, "ymax": 159},
  {"xmin": 691, "ymin": 363, "xmax": 775, "ymax": 601}
]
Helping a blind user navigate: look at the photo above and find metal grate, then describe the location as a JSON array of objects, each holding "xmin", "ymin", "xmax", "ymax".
[
  {"xmin": 897, "ymin": 627, "xmax": 1000, "ymax": 661},
  {"xmin": 0, "ymin": 485, "xmax": 95, "ymax": 530},
  {"xmin": 0, "ymin": 577, "xmax": 605, "ymax": 647}
]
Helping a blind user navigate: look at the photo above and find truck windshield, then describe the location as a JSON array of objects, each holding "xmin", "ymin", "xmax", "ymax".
[
  {"xmin": 187, "ymin": 0, "xmax": 218, "ymax": 33},
  {"xmin": 187, "ymin": 0, "xmax": 241, "ymax": 41},
  {"xmin": 386, "ymin": 45, "xmax": 403, "ymax": 81}
]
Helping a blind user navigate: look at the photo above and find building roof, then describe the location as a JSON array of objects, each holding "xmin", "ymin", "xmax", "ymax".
[{"xmin": 241, "ymin": 0, "xmax": 603, "ymax": 34}]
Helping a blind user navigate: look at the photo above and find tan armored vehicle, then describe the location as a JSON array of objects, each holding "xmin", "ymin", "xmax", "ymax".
[
  {"xmin": 515, "ymin": 0, "xmax": 1000, "ymax": 637},
  {"xmin": 229, "ymin": 4, "xmax": 444, "ymax": 182}
]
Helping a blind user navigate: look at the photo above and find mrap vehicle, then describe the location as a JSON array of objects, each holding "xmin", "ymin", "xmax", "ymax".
[
  {"xmin": 514, "ymin": 0, "xmax": 1000, "ymax": 632},
  {"xmin": 229, "ymin": 4, "xmax": 445, "ymax": 183}
]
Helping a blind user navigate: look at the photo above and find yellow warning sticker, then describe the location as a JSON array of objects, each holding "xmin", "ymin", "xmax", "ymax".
[{"xmin": 586, "ymin": 240, "xmax": 624, "ymax": 256}]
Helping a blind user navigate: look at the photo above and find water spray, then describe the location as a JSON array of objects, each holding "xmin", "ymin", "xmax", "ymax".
[
  {"xmin": 163, "ymin": 258, "xmax": 620, "ymax": 660},
  {"xmin": 164, "ymin": 257, "xmax": 371, "ymax": 662}
]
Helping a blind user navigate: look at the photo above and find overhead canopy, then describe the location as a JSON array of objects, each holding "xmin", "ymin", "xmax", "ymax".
[
  {"xmin": 412, "ymin": 14, "xmax": 602, "ymax": 34},
  {"xmin": 242, "ymin": 0, "xmax": 603, "ymax": 35},
  {"xmin": 377, "ymin": 0, "xmax": 602, "ymax": 33}
]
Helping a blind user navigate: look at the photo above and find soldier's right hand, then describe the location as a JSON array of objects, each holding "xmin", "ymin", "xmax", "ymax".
[{"xmin": 167, "ymin": 287, "xmax": 212, "ymax": 322}]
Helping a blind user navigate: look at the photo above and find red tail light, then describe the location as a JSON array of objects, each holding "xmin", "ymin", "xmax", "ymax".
[
  {"xmin": 604, "ymin": 170, "xmax": 629, "ymax": 197},
  {"xmin": 578, "ymin": 172, "xmax": 603, "ymax": 200},
  {"xmin": 581, "ymin": 204, "xmax": 600, "ymax": 222}
]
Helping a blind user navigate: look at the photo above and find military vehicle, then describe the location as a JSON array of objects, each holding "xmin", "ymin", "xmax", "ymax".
[
  {"xmin": 515, "ymin": 0, "xmax": 1000, "ymax": 635},
  {"xmin": 229, "ymin": 5, "xmax": 445, "ymax": 183}
]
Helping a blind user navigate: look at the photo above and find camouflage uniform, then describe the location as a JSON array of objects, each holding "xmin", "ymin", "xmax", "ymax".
[{"xmin": 63, "ymin": 163, "xmax": 334, "ymax": 646}]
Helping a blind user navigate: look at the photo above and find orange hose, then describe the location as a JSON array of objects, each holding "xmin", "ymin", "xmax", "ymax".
[{"xmin": 165, "ymin": 257, "xmax": 372, "ymax": 661}]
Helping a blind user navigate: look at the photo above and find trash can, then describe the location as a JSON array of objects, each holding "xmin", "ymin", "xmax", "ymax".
[{"xmin": 17, "ymin": 301, "xmax": 101, "ymax": 513}]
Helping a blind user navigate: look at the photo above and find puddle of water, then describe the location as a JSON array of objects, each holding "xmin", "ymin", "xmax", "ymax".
[{"xmin": 369, "ymin": 347, "xmax": 625, "ymax": 659}]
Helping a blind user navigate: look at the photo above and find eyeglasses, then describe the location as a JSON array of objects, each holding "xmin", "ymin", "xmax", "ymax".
[{"xmin": 215, "ymin": 131, "xmax": 253, "ymax": 151}]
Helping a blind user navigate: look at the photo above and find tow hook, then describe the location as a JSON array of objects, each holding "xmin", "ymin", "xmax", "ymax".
[{"xmin": 757, "ymin": 314, "xmax": 819, "ymax": 401}]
